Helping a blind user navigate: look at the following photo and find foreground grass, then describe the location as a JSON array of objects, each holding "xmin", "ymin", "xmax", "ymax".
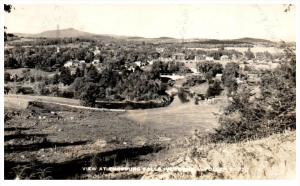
[{"xmin": 141, "ymin": 130, "xmax": 295, "ymax": 179}]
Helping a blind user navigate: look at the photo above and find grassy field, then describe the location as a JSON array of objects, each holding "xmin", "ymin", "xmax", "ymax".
[
  {"xmin": 4, "ymin": 101, "xmax": 164, "ymax": 179},
  {"xmin": 124, "ymin": 95, "xmax": 227, "ymax": 139}
]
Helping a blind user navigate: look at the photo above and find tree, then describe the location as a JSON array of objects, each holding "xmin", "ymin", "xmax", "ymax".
[
  {"xmin": 244, "ymin": 47, "xmax": 255, "ymax": 60},
  {"xmin": 59, "ymin": 67, "xmax": 73, "ymax": 85},
  {"xmin": 197, "ymin": 62, "xmax": 223, "ymax": 79},
  {"xmin": 222, "ymin": 62, "xmax": 239, "ymax": 96},
  {"xmin": 85, "ymin": 65, "xmax": 99, "ymax": 83},
  {"xmin": 4, "ymin": 4, "xmax": 13, "ymax": 42},
  {"xmin": 34, "ymin": 81, "xmax": 49, "ymax": 95},
  {"xmin": 80, "ymin": 82, "xmax": 99, "ymax": 107},
  {"xmin": 211, "ymin": 48, "xmax": 296, "ymax": 143},
  {"xmin": 206, "ymin": 80, "xmax": 223, "ymax": 98},
  {"xmin": 4, "ymin": 72, "xmax": 11, "ymax": 83},
  {"xmin": 52, "ymin": 73, "xmax": 60, "ymax": 84},
  {"xmin": 74, "ymin": 67, "xmax": 84, "ymax": 78},
  {"xmin": 69, "ymin": 77, "xmax": 87, "ymax": 98},
  {"xmin": 4, "ymin": 4, "xmax": 13, "ymax": 12}
]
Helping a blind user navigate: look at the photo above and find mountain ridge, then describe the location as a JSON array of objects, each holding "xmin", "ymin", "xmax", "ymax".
[{"xmin": 13, "ymin": 28, "xmax": 276, "ymax": 44}]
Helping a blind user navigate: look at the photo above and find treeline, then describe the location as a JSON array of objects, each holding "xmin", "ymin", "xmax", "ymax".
[{"xmin": 4, "ymin": 44, "xmax": 161, "ymax": 72}]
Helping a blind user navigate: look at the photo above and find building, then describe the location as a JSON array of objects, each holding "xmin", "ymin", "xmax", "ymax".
[
  {"xmin": 194, "ymin": 55, "xmax": 206, "ymax": 61},
  {"xmin": 232, "ymin": 54, "xmax": 238, "ymax": 61},
  {"xmin": 64, "ymin": 61, "xmax": 73, "ymax": 68},
  {"xmin": 220, "ymin": 55, "xmax": 229, "ymax": 61},
  {"xmin": 173, "ymin": 53, "xmax": 185, "ymax": 61},
  {"xmin": 93, "ymin": 46, "xmax": 101, "ymax": 56},
  {"xmin": 64, "ymin": 60, "xmax": 85, "ymax": 69},
  {"xmin": 215, "ymin": 74, "xmax": 223, "ymax": 81},
  {"xmin": 92, "ymin": 59, "xmax": 100, "ymax": 65},
  {"xmin": 156, "ymin": 48, "xmax": 165, "ymax": 53},
  {"xmin": 135, "ymin": 61, "xmax": 142, "ymax": 67},
  {"xmin": 205, "ymin": 56, "xmax": 214, "ymax": 61}
]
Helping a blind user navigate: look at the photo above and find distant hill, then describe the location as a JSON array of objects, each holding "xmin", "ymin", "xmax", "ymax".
[
  {"xmin": 13, "ymin": 28, "xmax": 276, "ymax": 45},
  {"xmin": 232, "ymin": 37, "xmax": 275, "ymax": 45},
  {"xmin": 14, "ymin": 28, "xmax": 96, "ymax": 38}
]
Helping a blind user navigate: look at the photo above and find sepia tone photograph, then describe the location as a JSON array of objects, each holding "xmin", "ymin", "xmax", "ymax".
[{"xmin": 2, "ymin": 0, "xmax": 297, "ymax": 181}]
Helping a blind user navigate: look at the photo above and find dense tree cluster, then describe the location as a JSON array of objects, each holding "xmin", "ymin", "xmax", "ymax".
[
  {"xmin": 68, "ymin": 64, "xmax": 167, "ymax": 106},
  {"xmin": 197, "ymin": 61, "xmax": 223, "ymax": 80},
  {"xmin": 221, "ymin": 62, "xmax": 240, "ymax": 96},
  {"xmin": 152, "ymin": 61, "xmax": 191, "ymax": 74}
]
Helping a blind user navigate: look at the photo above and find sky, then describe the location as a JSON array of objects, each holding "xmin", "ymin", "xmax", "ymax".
[{"xmin": 4, "ymin": 4, "xmax": 296, "ymax": 41}]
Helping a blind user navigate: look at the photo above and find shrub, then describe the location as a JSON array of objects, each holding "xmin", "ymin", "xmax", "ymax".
[
  {"xmin": 210, "ymin": 48, "xmax": 296, "ymax": 143},
  {"xmin": 34, "ymin": 82, "xmax": 49, "ymax": 95},
  {"xmin": 206, "ymin": 80, "xmax": 223, "ymax": 98},
  {"xmin": 197, "ymin": 62, "xmax": 223, "ymax": 78},
  {"xmin": 4, "ymin": 72, "xmax": 11, "ymax": 83},
  {"xmin": 183, "ymin": 76, "xmax": 206, "ymax": 87},
  {"xmin": 178, "ymin": 88, "xmax": 190, "ymax": 103}
]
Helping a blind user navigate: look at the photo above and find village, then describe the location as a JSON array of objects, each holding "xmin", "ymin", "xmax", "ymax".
[{"xmin": 3, "ymin": 3, "xmax": 296, "ymax": 181}]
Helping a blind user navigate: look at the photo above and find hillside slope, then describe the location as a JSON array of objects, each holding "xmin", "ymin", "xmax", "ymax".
[{"xmin": 141, "ymin": 130, "xmax": 296, "ymax": 179}]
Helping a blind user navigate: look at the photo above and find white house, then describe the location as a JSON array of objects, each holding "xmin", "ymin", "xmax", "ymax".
[
  {"xmin": 220, "ymin": 55, "xmax": 229, "ymax": 61},
  {"xmin": 215, "ymin": 74, "xmax": 222, "ymax": 81},
  {"xmin": 64, "ymin": 61, "xmax": 73, "ymax": 67},
  {"xmin": 92, "ymin": 59, "xmax": 100, "ymax": 65},
  {"xmin": 135, "ymin": 61, "xmax": 142, "ymax": 67},
  {"xmin": 205, "ymin": 56, "xmax": 214, "ymax": 61},
  {"xmin": 93, "ymin": 46, "xmax": 101, "ymax": 56}
]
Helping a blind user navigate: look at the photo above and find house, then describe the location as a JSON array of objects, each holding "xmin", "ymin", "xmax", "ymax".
[
  {"xmin": 93, "ymin": 46, "xmax": 101, "ymax": 56},
  {"xmin": 173, "ymin": 53, "xmax": 185, "ymax": 61},
  {"xmin": 194, "ymin": 55, "xmax": 206, "ymax": 61},
  {"xmin": 232, "ymin": 54, "xmax": 238, "ymax": 61},
  {"xmin": 148, "ymin": 60, "xmax": 154, "ymax": 65},
  {"xmin": 215, "ymin": 74, "xmax": 223, "ymax": 81},
  {"xmin": 236, "ymin": 77, "xmax": 244, "ymax": 84},
  {"xmin": 156, "ymin": 48, "xmax": 165, "ymax": 53},
  {"xmin": 134, "ymin": 61, "xmax": 142, "ymax": 67},
  {"xmin": 64, "ymin": 61, "xmax": 73, "ymax": 68},
  {"xmin": 205, "ymin": 56, "xmax": 214, "ymax": 61},
  {"xmin": 92, "ymin": 59, "xmax": 100, "ymax": 65},
  {"xmin": 159, "ymin": 57, "xmax": 173, "ymax": 62},
  {"xmin": 220, "ymin": 55, "xmax": 229, "ymax": 61}
]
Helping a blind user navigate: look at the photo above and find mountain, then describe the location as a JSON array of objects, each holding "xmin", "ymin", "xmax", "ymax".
[
  {"xmin": 13, "ymin": 28, "xmax": 276, "ymax": 45},
  {"xmin": 14, "ymin": 28, "xmax": 96, "ymax": 38}
]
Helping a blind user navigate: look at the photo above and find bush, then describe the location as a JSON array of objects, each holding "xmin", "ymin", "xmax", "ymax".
[
  {"xmin": 206, "ymin": 80, "xmax": 223, "ymax": 98},
  {"xmin": 34, "ymin": 82, "xmax": 49, "ymax": 95},
  {"xmin": 183, "ymin": 76, "xmax": 206, "ymax": 87},
  {"xmin": 197, "ymin": 62, "xmax": 223, "ymax": 79},
  {"xmin": 4, "ymin": 72, "xmax": 11, "ymax": 83},
  {"xmin": 222, "ymin": 62, "xmax": 239, "ymax": 96},
  {"xmin": 177, "ymin": 88, "xmax": 190, "ymax": 103},
  {"xmin": 210, "ymin": 49, "xmax": 296, "ymax": 143}
]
